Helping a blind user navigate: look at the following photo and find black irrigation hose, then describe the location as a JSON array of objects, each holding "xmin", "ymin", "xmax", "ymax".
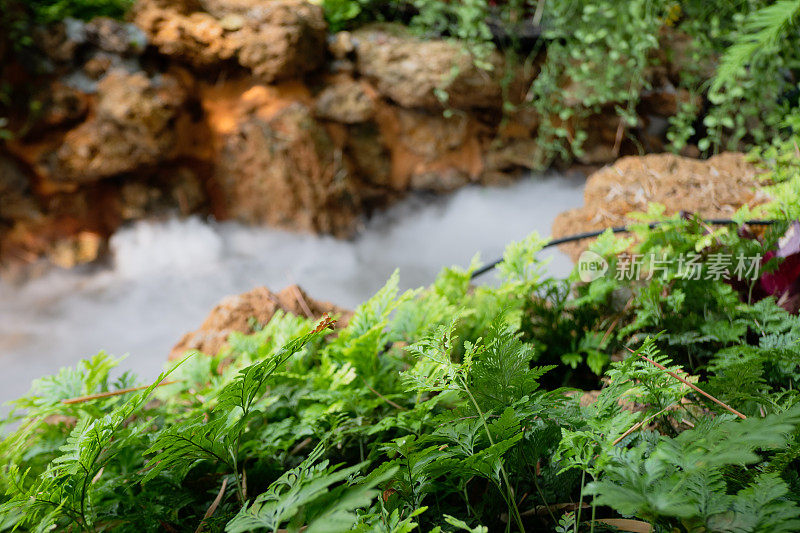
[{"xmin": 470, "ymin": 218, "xmax": 780, "ymax": 279}]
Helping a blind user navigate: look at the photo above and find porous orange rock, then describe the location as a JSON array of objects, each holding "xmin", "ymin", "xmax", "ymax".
[
  {"xmin": 169, "ymin": 285, "xmax": 350, "ymax": 360},
  {"xmin": 45, "ymin": 70, "xmax": 187, "ymax": 182},
  {"xmin": 211, "ymin": 99, "xmax": 364, "ymax": 236},
  {"xmin": 353, "ymin": 23, "xmax": 507, "ymax": 111},
  {"xmin": 132, "ymin": 0, "xmax": 327, "ymax": 82},
  {"xmin": 552, "ymin": 152, "xmax": 769, "ymax": 261}
]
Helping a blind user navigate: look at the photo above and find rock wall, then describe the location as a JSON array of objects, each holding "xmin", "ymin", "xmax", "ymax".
[{"xmin": 0, "ymin": 0, "xmax": 697, "ymax": 276}]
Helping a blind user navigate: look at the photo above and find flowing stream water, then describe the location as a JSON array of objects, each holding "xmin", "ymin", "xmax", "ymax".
[{"xmin": 0, "ymin": 173, "xmax": 585, "ymax": 408}]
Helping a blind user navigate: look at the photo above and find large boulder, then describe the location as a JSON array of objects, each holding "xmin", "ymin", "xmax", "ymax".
[
  {"xmin": 353, "ymin": 24, "xmax": 507, "ymax": 111},
  {"xmin": 354, "ymin": 104, "xmax": 484, "ymax": 192},
  {"xmin": 394, "ymin": 107, "xmax": 482, "ymax": 191},
  {"xmin": 482, "ymin": 138, "xmax": 544, "ymax": 183},
  {"xmin": 342, "ymin": 122, "xmax": 393, "ymax": 189},
  {"xmin": 213, "ymin": 100, "xmax": 363, "ymax": 235},
  {"xmin": 44, "ymin": 70, "xmax": 186, "ymax": 182},
  {"xmin": 169, "ymin": 284, "xmax": 349, "ymax": 360},
  {"xmin": 552, "ymin": 152, "xmax": 768, "ymax": 261},
  {"xmin": 36, "ymin": 82, "xmax": 91, "ymax": 131},
  {"xmin": 481, "ymin": 106, "xmax": 544, "ymax": 182},
  {"xmin": 133, "ymin": 0, "xmax": 327, "ymax": 82}
]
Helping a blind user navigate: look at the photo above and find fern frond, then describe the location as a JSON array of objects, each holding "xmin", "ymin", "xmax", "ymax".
[
  {"xmin": 713, "ymin": 0, "xmax": 800, "ymax": 90},
  {"xmin": 588, "ymin": 406, "xmax": 800, "ymax": 527},
  {"xmin": 469, "ymin": 317, "xmax": 554, "ymax": 410},
  {"xmin": 141, "ymin": 417, "xmax": 230, "ymax": 484},
  {"xmin": 225, "ymin": 445, "xmax": 394, "ymax": 533},
  {"xmin": 729, "ymin": 472, "xmax": 800, "ymax": 532},
  {"xmin": 344, "ymin": 270, "xmax": 400, "ymax": 340},
  {"xmin": 403, "ymin": 316, "xmax": 470, "ymax": 393},
  {"xmin": 217, "ymin": 323, "xmax": 330, "ymax": 416},
  {"xmin": 144, "ymin": 324, "xmax": 330, "ymax": 487},
  {"xmin": 1, "ymin": 362, "xmax": 184, "ymax": 529},
  {"xmin": 496, "ymin": 232, "xmax": 548, "ymax": 287},
  {"xmin": 328, "ymin": 271, "xmax": 408, "ymax": 377}
]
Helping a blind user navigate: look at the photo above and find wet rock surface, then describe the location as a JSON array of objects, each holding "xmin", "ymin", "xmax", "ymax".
[
  {"xmin": 314, "ymin": 78, "xmax": 375, "ymax": 124},
  {"xmin": 0, "ymin": 154, "xmax": 40, "ymax": 224}
]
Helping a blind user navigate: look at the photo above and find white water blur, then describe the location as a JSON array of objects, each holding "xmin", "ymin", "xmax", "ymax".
[{"xmin": 0, "ymin": 173, "xmax": 585, "ymax": 407}]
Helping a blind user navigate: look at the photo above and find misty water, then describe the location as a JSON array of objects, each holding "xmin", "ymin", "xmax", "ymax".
[{"xmin": 0, "ymin": 173, "xmax": 585, "ymax": 407}]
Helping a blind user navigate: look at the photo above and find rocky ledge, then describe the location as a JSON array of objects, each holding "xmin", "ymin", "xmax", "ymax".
[
  {"xmin": 552, "ymin": 152, "xmax": 768, "ymax": 261},
  {"xmin": 0, "ymin": 0, "xmax": 717, "ymax": 276}
]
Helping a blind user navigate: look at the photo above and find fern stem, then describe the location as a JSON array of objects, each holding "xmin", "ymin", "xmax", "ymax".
[
  {"xmin": 520, "ymin": 447, "xmax": 557, "ymax": 524},
  {"xmin": 460, "ymin": 377, "xmax": 526, "ymax": 533},
  {"xmin": 612, "ymin": 405, "xmax": 671, "ymax": 446},
  {"xmin": 575, "ymin": 469, "xmax": 586, "ymax": 532},
  {"xmin": 229, "ymin": 448, "xmax": 246, "ymax": 504},
  {"xmin": 589, "ymin": 474, "xmax": 597, "ymax": 533},
  {"xmin": 462, "ymin": 483, "xmax": 475, "ymax": 518},
  {"xmin": 60, "ymin": 380, "xmax": 178, "ymax": 404},
  {"xmin": 532, "ymin": 473, "xmax": 557, "ymax": 524},
  {"xmin": 406, "ymin": 457, "xmax": 417, "ymax": 507}
]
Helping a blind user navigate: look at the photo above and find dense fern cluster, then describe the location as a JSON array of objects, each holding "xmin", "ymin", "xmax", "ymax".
[{"xmin": 2, "ymin": 216, "xmax": 800, "ymax": 531}]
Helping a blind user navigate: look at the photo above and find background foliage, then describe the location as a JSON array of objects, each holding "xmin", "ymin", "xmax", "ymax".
[{"xmin": 322, "ymin": 0, "xmax": 800, "ymax": 166}]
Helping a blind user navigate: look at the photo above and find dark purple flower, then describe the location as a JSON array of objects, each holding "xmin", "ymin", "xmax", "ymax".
[{"xmin": 760, "ymin": 221, "xmax": 800, "ymax": 313}]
